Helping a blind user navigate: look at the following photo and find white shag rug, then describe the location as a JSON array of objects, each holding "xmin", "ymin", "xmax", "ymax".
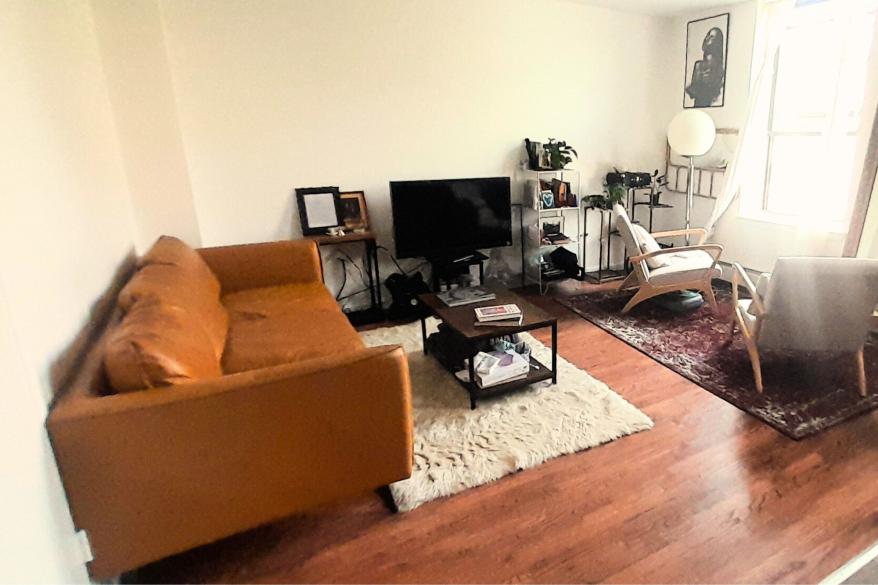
[{"xmin": 360, "ymin": 319, "xmax": 654, "ymax": 512}]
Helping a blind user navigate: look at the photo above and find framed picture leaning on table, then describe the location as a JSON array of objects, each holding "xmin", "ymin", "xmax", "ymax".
[{"xmin": 339, "ymin": 190, "xmax": 370, "ymax": 231}]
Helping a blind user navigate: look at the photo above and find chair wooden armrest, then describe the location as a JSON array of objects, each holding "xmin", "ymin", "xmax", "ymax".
[
  {"xmin": 731, "ymin": 262, "xmax": 766, "ymax": 315},
  {"xmin": 650, "ymin": 228, "xmax": 708, "ymax": 245},
  {"xmin": 629, "ymin": 243, "xmax": 723, "ymax": 265}
]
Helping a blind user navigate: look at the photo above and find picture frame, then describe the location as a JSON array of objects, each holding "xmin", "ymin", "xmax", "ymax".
[
  {"xmin": 295, "ymin": 186, "xmax": 342, "ymax": 235},
  {"xmin": 683, "ymin": 13, "xmax": 729, "ymax": 109},
  {"xmin": 338, "ymin": 190, "xmax": 370, "ymax": 231}
]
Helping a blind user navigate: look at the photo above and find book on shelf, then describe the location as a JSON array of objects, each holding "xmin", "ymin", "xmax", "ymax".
[
  {"xmin": 436, "ymin": 286, "xmax": 496, "ymax": 307},
  {"xmin": 474, "ymin": 304, "xmax": 522, "ymax": 322}
]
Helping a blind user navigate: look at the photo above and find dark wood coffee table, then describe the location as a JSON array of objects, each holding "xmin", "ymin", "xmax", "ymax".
[{"xmin": 418, "ymin": 287, "xmax": 558, "ymax": 409}]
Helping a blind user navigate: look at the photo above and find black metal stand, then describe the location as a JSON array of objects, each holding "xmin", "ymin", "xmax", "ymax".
[
  {"xmin": 629, "ymin": 186, "xmax": 674, "ymax": 233},
  {"xmin": 427, "ymin": 251, "xmax": 488, "ymax": 292},
  {"xmin": 309, "ymin": 232, "xmax": 383, "ymax": 325},
  {"xmin": 582, "ymin": 207, "xmax": 626, "ymax": 283}
]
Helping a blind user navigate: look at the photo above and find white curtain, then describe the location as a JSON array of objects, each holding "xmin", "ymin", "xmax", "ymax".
[{"xmin": 705, "ymin": 0, "xmax": 796, "ymax": 233}]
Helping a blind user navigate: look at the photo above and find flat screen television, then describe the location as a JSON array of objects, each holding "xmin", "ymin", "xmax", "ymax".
[{"xmin": 390, "ymin": 177, "xmax": 512, "ymax": 259}]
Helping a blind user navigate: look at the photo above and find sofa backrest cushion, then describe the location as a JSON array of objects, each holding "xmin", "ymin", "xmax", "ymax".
[
  {"xmin": 118, "ymin": 236, "xmax": 228, "ymax": 360},
  {"xmin": 141, "ymin": 235, "xmax": 221, "ymax": 291},
  {"xmin": 103, "ymin": 303, "xmax": 222, "ymax": 393}
]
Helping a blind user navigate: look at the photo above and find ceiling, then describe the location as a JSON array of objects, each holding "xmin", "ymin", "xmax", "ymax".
[{"xmin": 576, "ymin": 0, "xmax": 745, "ymax": 16}]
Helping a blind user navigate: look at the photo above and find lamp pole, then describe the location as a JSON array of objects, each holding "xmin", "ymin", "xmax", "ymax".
[{"xmin": 686, "ymin": 155, "xmax": 695, "ymax": 246}]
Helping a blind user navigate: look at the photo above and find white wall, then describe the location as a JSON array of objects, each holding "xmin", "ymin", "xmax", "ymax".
[
  {"xmin": 91, "ymin": 0, "xmax": 202, "ymax": 250},
  {"xmin": 158, "ymin": 0, "xmax": 669, "ymax": 290},
  {"xmin": 654, "ymin": 1, "xmax": 846, "ymax": 272},
  {"xmin": 0, "ymin": 0, "xmax": 141, "ymax": 581}
]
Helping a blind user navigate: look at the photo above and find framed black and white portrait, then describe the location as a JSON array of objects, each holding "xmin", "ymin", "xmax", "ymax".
[
  {"xmin": 684, "ymin": 13, "xmax": 729, "ymax": 109},
  {"xmin": 295, "ymin": 186, "xmax": 342, "ymax": 235}
]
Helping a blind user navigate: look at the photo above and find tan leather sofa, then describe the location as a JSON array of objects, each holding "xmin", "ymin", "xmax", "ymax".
[{"xmin": 47, "ymin": 237, "xmax": 413, "ymax": 579}]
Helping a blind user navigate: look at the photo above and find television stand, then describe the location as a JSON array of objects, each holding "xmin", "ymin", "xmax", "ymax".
[{"xmin": 427, "ymin": 251, "xmax": 487, "ymax": 292}]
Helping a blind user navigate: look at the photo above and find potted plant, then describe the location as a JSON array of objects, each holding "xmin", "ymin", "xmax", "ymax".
[
  {"xmin": 544, "ymin": 139, "xmax": 578, "ymax": 170},
  {"xmin": 585, "ymin": 183, "xmax": 626, "ymax": 210}
]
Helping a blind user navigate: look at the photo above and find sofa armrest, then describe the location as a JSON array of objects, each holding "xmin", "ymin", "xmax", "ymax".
[
  {"xmin": 47, "ymin": 345, "xmax": 412, "ymax": 579},
  {"xmin": 198, "ymin": 239, "xmax": 323, "ymax": 293}
]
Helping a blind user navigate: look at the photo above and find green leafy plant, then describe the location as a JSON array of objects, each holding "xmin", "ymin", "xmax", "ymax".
[
  {"xmin": 606, "ymin": 183, "xmax": 626, "ymax": 206},
  {"xmin": 587, "ymin": 183, "xmax": 626, "ymax": 210},
  {"xmin": 544, "ymin": 138, "xmax": 578, "ymax": 170}
]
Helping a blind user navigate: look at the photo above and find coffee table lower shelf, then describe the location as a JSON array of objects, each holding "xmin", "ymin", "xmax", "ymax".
[{"xmin": 457, "ymin": 356, "xmax": 555, "ymax": 409}]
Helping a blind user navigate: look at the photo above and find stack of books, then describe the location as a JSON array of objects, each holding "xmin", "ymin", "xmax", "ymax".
[
  {"xmin": 474, "ymin": 304, "xmax": 523, "ymax": 327},
  {"xmin": 437, "ymin": 286, "xmax": 496, "ymax": 307},
  {"xmin": 456, "ymin": 350, "xmax": 531, "ymax": 388}
]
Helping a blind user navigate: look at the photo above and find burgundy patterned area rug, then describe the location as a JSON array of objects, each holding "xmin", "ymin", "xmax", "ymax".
[{"xmin": 559, "ymin": 282, "xmax": 878, "ymax": 439}]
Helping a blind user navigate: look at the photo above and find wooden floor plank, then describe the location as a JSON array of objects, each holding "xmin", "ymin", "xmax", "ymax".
[{"xmin": 133, "ymin": 283, "xmax": 878, "ymax": 584}]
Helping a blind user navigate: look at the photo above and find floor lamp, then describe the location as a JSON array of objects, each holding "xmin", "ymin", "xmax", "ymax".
[{"xmin": 667, "ymin": 110, "xmax": 716, "ymax": 245}]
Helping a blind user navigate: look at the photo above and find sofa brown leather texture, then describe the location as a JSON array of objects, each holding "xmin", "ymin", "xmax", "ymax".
[{"xmin": 46, "ymin": 237, "xmax": 413, "ymax": 579}]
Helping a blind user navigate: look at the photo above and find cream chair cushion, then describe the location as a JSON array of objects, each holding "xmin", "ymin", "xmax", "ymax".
[
  {"xmin": 647, "ymin": 250, "xmax": 721, "ymax": 286},
  {"xmin": 737, "ymin": 299, "xmax": 758, "ymax": 332},
  {"xmin": 630, "ymin": 224, "xmax": 669, "ymax": 269},
  {"xmin": 746, "ymin": 273, "xmax": 771, "ymax": 316}
]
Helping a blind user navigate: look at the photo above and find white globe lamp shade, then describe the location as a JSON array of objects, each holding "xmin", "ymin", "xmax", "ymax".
[{"xmin": 667, "ymin": 110, "xmax": 716, "ymax": 156}]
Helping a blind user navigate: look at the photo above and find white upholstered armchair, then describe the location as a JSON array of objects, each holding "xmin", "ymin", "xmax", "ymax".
[
  {"xmin": 614, "ymin": 204, "xmax": 723, "ymax": 314},
  {"xmin": 731, "ymin": 257, "xmax": 878, "ymax": 395}
]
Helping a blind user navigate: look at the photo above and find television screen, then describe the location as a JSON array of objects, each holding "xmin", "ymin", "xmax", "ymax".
[{"xmin": 390, "ymin": 177, "xmax": 512, "ymax": 259}]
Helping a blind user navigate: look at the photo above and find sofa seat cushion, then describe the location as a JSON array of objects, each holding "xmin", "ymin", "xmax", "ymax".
[
  {"xmin": 104, "ymin": 303, "xmax": 223, "ymax": 393},
  {"xmin": 221, "ymin": 283, "xmax": 364, "ymax": 374},
  {"xmin": 647, "ymin": 250, "xmax": 720, "ymax": 286}
]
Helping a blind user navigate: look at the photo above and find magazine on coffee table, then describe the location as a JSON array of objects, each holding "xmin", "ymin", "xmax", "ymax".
[{"xmin": 436, "ymin": 286, "xmax": 496, "ymax": 307}]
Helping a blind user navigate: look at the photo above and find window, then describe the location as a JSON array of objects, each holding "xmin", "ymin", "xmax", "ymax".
[{"xmin": 754, "ymin": 0, "xmax": 876, "ymax": 228}]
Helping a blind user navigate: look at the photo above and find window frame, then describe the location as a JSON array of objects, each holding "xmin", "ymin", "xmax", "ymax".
[{"xmin": 739, "ymin": 0, "xmax": 875, "ymax": 233}]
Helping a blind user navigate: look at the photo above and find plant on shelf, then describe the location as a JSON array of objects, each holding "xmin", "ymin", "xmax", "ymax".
[
  {"xmin": 544, "ymin": 138, "xmax": 578, "ymax": 170},
  {"xmin": 585, "ymin": 183, "xmax": 626, "ymax": 210}
]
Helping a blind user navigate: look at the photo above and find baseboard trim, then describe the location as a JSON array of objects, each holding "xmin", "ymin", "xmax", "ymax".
[{"xmin": 821, "ymin": 540, "xmax": 878, "ymax": 585}]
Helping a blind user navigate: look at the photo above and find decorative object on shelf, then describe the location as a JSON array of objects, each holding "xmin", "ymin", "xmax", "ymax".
[
  {"xmin": 338, "ymin": 190, "xmax": 370, "ymax": 231},
  {"xmin": 649, "ymin": 170, "xmax": 668, "ymax": 206},
  {"xmin": 295, "ymin": 186, "xmax": 342, "ymax": 235},
  {"xmin": 544, "ymin": 138, "xmax": 578, "ymax": 170},
  {"xmin": 594, "ymin": 178, "xmax": 626, "ymax": 211},
  {"xmin": 327, "ymin": 226, "xmax": 345, "ymax": 237},
  {"xmin": 606, "ymin": 169, "xmax": 652, "ymax": 189},
  {"xmin": 584, "ymin": 193, "xmax": 610, "ymax": 210},
  {"xmin": 541, "ymin": 190, "xmax": 555, "ymax": 209},
  {"xmin": 668, "ymin": 109, "xmax": 717, "ymax": 244},
  {"xmin": 551, "ymin": 178, "xmax": 568, "ymax": 207},
  {"xmin": 524, "ymin": 139, "xmax": 548, "ymax": 170},
  {"xmin": 684, "ymin": 13, "xmax": 729, "ymax": 108}
]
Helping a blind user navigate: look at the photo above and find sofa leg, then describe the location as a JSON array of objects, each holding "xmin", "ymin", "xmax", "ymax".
[{"xmin": 376, "ymin": 485, "xmax": 398, "ymax": 513}]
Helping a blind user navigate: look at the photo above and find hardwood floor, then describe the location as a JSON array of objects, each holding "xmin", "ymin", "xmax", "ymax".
[{"xmin": 133, "ymin": 282, "xmax": 878, "ymax": 584}]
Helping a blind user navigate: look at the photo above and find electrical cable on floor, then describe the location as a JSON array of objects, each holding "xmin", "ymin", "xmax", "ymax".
[
  {"xmin": 377, "ymin": 245, "xmax": 429, "ymax": 275},
  {"xmin": 335, "ymin": 258, "xmax": 348, "ymax": 301},
  {"xmin": 338, "ymin": 250, "xmax": 369, "ymax": 288}
]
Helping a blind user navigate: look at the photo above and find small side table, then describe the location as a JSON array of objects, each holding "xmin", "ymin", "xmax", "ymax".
[
  {"xmin": 305, "ymin": 231, "xmax": 383, "ymax": 325},
  {"xmin": 582, "ymin": 207, "xmax": 626, "ymax": 284}
]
